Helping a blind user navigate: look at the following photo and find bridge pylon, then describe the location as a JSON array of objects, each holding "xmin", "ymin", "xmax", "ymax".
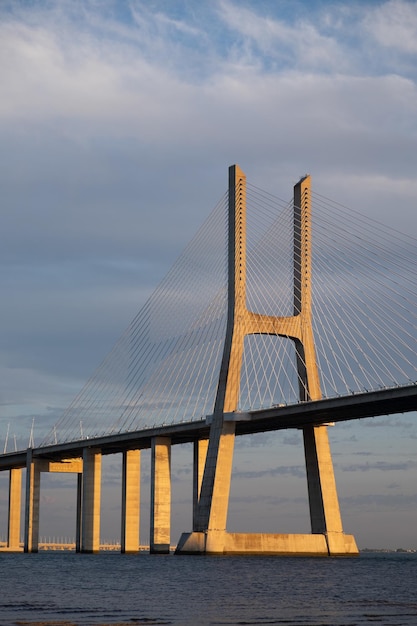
[{"xmin": 176, "ymin": 165, "xmax": 358, "ymax": 556}]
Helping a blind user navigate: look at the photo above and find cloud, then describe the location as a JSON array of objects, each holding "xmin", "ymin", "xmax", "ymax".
[
  {"xmin": 218, "ymin": 0, "xmax": 347, "ymax": 73},
  {"xmin": 235, "ymin": 432, "xmax": 275, "ymax": 448},
  {"xmin": 364, "ymin": 0, "xmax": 417, "ymax": 54},
  {"xmin": 282, "ymin": 433, "xmax": 302, "ymax": 446},
  {"xmin": 341, "ymin": 491, "xmax": 417, "ymax": 511},
  {"xmin": 41, "ymin": 473, "xmax": 78, "ymax": 490},
  {"xmin": 40, "ymin": 494, "xmax": 56, "ymax": 505},
  {"xmin": 234, "ymin": 464, "xmax": 305, "ymax": 480},
  {"xmin": 230, "ymin": 493, "xmax": 306, "ymax": 506},
  {"xmin": 1, "ymin": 3, "xmax": 416, "ymax": 199},
  {"xmin": 1, "ymin": 13, "xmax": 415, "ymax": 282},
  {"xmin": 341, "ymin": 460, "xmax": 417, "ymax": 472},
  {"xmin": 363, "ymin": 418, "xmax": 415, "ymax": 429},
  {"xmin": 0, "ymin": 362, "xmax": 77, "ymax": 434}
]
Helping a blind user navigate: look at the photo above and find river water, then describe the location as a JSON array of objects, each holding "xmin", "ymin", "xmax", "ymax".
[{"xmin": 0, "ymin": 551, "xmax": 416, "ymax": 625}]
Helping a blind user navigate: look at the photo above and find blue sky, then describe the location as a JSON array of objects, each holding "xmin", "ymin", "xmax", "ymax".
[{"xmin": 0, "ymin": 0, "xmax": 417, "ymax": 548}]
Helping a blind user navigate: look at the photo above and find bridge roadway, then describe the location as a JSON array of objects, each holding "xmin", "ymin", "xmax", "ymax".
[{"xmin": 1, "ymin": 383, "xmax": 416, "ymax": 470}]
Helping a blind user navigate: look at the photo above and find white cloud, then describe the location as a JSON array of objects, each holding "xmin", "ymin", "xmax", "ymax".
[
  {"xmin": 0, "ymin": 1, "xmax": 416, "ymax": 402},
  {"xmin": 218, "ymin": 0, "xmax": 347, "ymax": 73},
  {"xmin": 365, "ymin": 0, "xmax": 417, "ymax": 54}
]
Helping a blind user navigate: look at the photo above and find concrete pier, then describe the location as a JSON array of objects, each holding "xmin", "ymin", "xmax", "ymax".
[
  {"xmin": 22, "ymin": 455, "xmax": 84, "ymax": 553},
  {"xmin": 24, "ymin": 450, "xmax": 41, "ymax": 553},
  {"xmin": 7, "ymin": 468, "xmax": 22, "ymax": 550},
  {"xmin": 121, "ymin": 449, "xmax": 141, "ymax": 553},
  {"xmin": 76, "ymin": 473, "xmax": 82, "ymax": 552},
  {"xmin": 193, "ymin": 439, "xmax": 208, "ymax": 529},
  {"xmin": 81, "ymin": 448, "xmax": 102, "ymax": 553},
  {"xmin": 150, "ymin": 437, "xmax": 171, "ymax": 553}
]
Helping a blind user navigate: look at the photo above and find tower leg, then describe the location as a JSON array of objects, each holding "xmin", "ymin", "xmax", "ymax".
[
  {"xmin": 203, "ymin": 422, "xmax": 236, "ymax": 553},
  {"xmin": 192, "ymin": 439, "xmax": 208, "ymax": 530},
  {"xmin": 304, "ymin": 425, "xmax": 358, "ymax": 555},
  {"xmin": 176, "ymin": 422, "xmax": 236, "ymax": 554}
]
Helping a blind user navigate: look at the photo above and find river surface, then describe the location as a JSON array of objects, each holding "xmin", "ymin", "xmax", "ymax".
[{"xmin": 0, "ymin": 551, "xmax": 416, "ymax": 625}]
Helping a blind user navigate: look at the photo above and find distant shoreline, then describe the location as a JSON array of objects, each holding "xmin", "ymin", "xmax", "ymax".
[{"xmin": 361, "ymin": 548, "xmax": 416, "ymax": 553}]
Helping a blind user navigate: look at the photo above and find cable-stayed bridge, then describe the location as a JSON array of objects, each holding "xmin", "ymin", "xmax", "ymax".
[{"xmin": 1, "ymin": 165, "xmax": 417, "ymax": 556}]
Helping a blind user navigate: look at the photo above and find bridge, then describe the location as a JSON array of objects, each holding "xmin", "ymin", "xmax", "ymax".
[{"xmin": 1, "ymin": 166, "xmax": 416, "ymax": 556}]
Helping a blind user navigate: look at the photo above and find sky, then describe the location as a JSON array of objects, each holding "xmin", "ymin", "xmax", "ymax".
[{"xmin": 0, "ymin": 0, "xmax": 417, "ymax": 549}]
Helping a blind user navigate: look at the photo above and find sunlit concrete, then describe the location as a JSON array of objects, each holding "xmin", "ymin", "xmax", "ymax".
[
  {"xmin": 176, "ymin": 531, "xmax": 358, "ymax": 556},
  {"xmin": 121, "ymin": 449, "xmax": 140, "ymax": 553},
  {"xmin": 81, "ymin": 448, "xmax": 102, "ymax": 553},
  {"xmin": 0, "ymin": 384, "xmax": 414, "ymax": 472},
  {"xmin": 24, "ymin": 450, "xmax": 41, "ymax": 553},
  {"xmin": 304, "ymin": 425, "xmax": 343, "ymax": 534},
  {"xmin": 177, "ymin": 167, "xmax": 359, "ymax": 556},
  {"xmin": 193, "ymin": 439, "xmax": 208, "ymax": 528},
  {"xmin": 22, "ymin": 455, "xmax": 84, "ymax": 553},
  {"xmin": 76, "ymin": 473, "xmax": 82, "ymax": 552},
  {"xmin": 150, "ymin": 437, "xmax": 171, "ymax": 553},
  {"xmin": 7, "ymin": 468, "xmax": 22, "ymax": 550}
]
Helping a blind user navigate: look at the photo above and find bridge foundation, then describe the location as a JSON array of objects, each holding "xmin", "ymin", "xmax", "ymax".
[{"xmin": 176, "ymin": 530, "xmax": 358, "ymax": 556}]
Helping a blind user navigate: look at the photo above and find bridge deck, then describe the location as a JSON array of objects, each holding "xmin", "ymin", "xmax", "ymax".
[{"xmin": 1, "ymin": 384, "xmax": 416, "ymax": 470}]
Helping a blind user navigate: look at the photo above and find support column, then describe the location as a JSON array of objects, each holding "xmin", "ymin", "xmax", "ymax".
[
  {"xmin": 304, "ymin": 425, "xmax": 343, "ymax": 535},
  {"xmin": 192, "ymin": 439, "xmax": 208, "ymax": 529},
  {"xmin": 24, "ymin": 450, "xmax": 41, "ymax": 553},
  {"xmin": 199, "ymin": 422, "xmax": 236, "ymax": 553},
  {"xmin": 81, "ymin": 448, "xmax": 102, "ymax": 554},
  {"xmin": 150, "ymin": 437, "xmax": 171, "ymax": 554},
  {"xmin": 121, "ymin": 449, "xmax": 140, "ymax": 553},
  {"xmin": 303, "ymin": 425, "xmax": 357, "ymax": 554},
  {"xmin": 75, "ymin": 472, "xmax": 82, "ymax": 553},
  {"xmin": 7, "ymin": 468, "xmax": 22, "ymax": 550}
]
